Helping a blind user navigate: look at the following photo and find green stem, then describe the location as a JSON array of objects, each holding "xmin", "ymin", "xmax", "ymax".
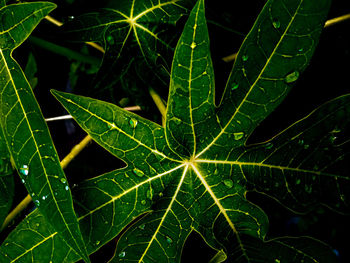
[{"xmin": 28, "ymin": 36, "xmax": 101, "ymax": 66}]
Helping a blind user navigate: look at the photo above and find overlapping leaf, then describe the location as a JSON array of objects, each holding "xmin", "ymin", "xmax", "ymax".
[
  {"xmin": 0, "ymin": 128, "xmax": 14, "ymax": 227},
  {"xmin": 0, "ymin": 0, "xmax": 343, "ymax": 262},
  {"xmin": 0, "ymin": 2, "xmax": 90, "ymax": 262},
  {"xmin": 60, "ymin": 0, "xmax": 194, "ymax": 102}
]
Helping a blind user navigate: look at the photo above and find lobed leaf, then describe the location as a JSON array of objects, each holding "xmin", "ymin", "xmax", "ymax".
[{"xmin": 0, "ymin": 2, "xmax": 90, "ymax": 262}]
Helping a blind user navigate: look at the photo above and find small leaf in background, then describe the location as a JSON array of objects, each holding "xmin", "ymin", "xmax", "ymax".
[
  {"xmin": 24, "ymin": 53, "xmax": 38, "ymax": 89},
  {"xmin": 0, "ymin": 2, "xmax": 90, "ymax": 262}
]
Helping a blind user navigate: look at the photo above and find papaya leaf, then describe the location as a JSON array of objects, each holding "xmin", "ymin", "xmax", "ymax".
[
  {"xmin": 0, "ymin": 0, "xmax": 342, "ymax": 262},
  {"xmin": 0, "ymin": 128, "xmax": 14, "ymax": 228},
  {"xmin": 60, "ymin": 0, "xmax": 194, "ymax": 101},
  {"xmin": 0, "ymin": 2, "xmax": 90, "ymax": 262}
]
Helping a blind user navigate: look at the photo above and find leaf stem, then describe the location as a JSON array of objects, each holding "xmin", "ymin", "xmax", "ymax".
[
  {"xmin": 29, "ymin": 36, "xmax": 101, "ymax": 66},
  {"xmin": 44, "ymin": 15, "xmax": 105, "ymax": 53},
  {"xmin": 222, "ymin": 13, "xmax": 350, "ymax": 63},
  {"xmin": 149, "ymin": 88, "xmax": 166, "ymax": 125}
]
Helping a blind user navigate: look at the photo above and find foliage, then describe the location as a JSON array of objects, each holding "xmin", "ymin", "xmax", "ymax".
[{"xmin": 0, "ymin": 0, "xmax": 349, "ymax": 262}]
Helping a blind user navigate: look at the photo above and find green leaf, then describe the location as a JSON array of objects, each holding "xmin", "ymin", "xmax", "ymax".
[
  {"xmin": 210, "ymin": 0, "xmax": 332, "ymax": 160},
  {"xmin": 0, "ymin": 0, "xmax": 339, "ymax": 262},
  {"xmin": 0, "ymin": 2, "xmax": 90, "ymax": 262},
  {"xmin": 24, "ymin": 53, "xmax": 38, "ymax": 89},
  {"xmin": 60, "ymin": 0, "xmax": 194, "ymax": 100},
  {"xmin": 0, "ymin": 128, "xmax": 14, "ymax": 228}
]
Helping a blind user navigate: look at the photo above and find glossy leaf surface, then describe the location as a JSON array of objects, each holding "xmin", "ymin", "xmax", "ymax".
[
  {"xmin": 0, "ymin": 0, "xmax": 342, "ymax": 262},
  {"xmin": 0, "ymin": 2, "xmax": 89, "ymax": 262}
]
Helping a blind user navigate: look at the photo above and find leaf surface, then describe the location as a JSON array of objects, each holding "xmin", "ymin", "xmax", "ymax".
[
  {"xmin": 61, "ymin": 0, "xmax": 194, "ymax": 98},
  {"xmin": 0, "ymin": 2, "xmax": 90, "ymax": 262},
  {"xmin": 0, "ymin": 0, "xmax": 341, "ymax": 262}
]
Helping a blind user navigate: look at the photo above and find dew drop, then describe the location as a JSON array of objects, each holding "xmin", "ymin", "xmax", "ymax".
[
  {"xmin": 34, "ymin": 200, "xmax": 40, "ymax": 207},
  {"xmin": 60, "ymin": 178, "xmax": 67, "ymax": 184},
  {"xmin": 298, "ymin": 48, "xmax": 304, "ymax": 52},
  {"xmin": 231, "ymin": 82, "xmax": 239, "ymax": 91},
  {"xmin": 284, "ymin": 71, "xmax": 299, "ymax": 83},
  {"xmin": 133, "ymin": 168, "xmax": 144, "ymax": 177},
  {"xmin": 264, "ymin": 142, "xmax": 274, "ymax": 150},
  {"xmin": 20, "ymin": 165, "xmax": 29, "ymax": 176},
  {"xmin": 129, "ymin": 118, "xmax": 138, "ymax": 129},
  {"xmin": 21, "ymin": 179, "xmax": 25, "ymax": 184},
  {"xmin": 138, "ymin": 224, "xmax": 145, "ymax": 230},
  {"xmin": 68, "ymin": 16, "xmax": 74, "ymax": 21},
  {"xmin": 233, "ymin": 132, "xmax": 244, "ymax": 141},
  {"xmin": 141, "ymin": 200, "xmax": 146, "ymax": 205},
  {"xmin": 106, "ymin": 35, "xmax": 115, "ymax": 44},
  {"xmin": 173, "ymin": 117, "xmax": 182, "ymax": 125},
  {"xmin": 65, "ymin": 185, "xmax": 69, "ymax": 191},
  {"xmin": 166, "ymin": 236, "xmax": 173, "ymax": 244},
  {"xmin": 118, "ymin": 251, "xmax": 126, "ymax": 258},
  {"xmin": 272, "ymin": 19, "xmax": 281, "ymax": 29},
  {"xmin": 42, "ymin": 195, "xmax": 47, "ymax": 200},
  {"xmin": 95, "ymin": 241, "xmax": 100, "ymax": 246},
  {"xmin": 223, "ymin": 179, "xmax": 234, "ymax": 188},
  {"xmin": 242, "ymin": 55, "xmax": 249, "ymax": 61},
  {"xmin": 296, "ymin": 179, "xmax": 301, "ymax": 185}
]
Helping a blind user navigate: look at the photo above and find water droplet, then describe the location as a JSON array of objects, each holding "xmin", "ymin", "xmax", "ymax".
[
  {"xmin": 34, "ymin": 200, "xmax": 40, "ymax": 207},
  {"xmin": 298, "ymin": 48, "xmax": 304, "ymax": 52},
  {"xmin": 166, "ymin": 236, "xmax": 173, "ymax": 244},
  {"xmin": 141, "ymin": 200, "xmax": 146, "ymax": 205},
  {"xmin": 60, "ymin": 178, "xmax": 67, "ymax": 184},
  {"xmin": 21, "ymin": 179, "xmax": 25, "ymax": 184},
  {"xmin": 95, "ymin": 241, "xmax": 100, "ymax": 246},
  {"xmin": 284, "ymin": 71, "xmax": 299, "ymax": 83},
  {"xmin": 20, "ymin": 165, "xmax": 29, "ymax": 176},
  {"xmin": 296, "ymin": 179, "xmax": 301, "ymax": 185},
  {"xmin": 242, "ymin": 55, "xmax": 249, "ymax": 61},
  {"xmin": 118, "ymin": 251, "xmax": 126, "ymax": 258},
  {"xmin": 139, "ymin": 224, "xmax": 145, "ymax": 230},
  {"xmin": 231, "ymin": 82, "xmax": 239, "ymax": 91},
  {"xmin": 146, "ymin": 188, "xmax": 154, "ymax": 200},
  {"xmin": 272, "ymin": 19, "xmax": 280, "ymax": 29},
  {"xmin": 68, "ymin": 16, "xmax": 74, "ymax": 21},
  {"xmin": 65, "ymin": 185, "xmax": 69, "ymax": 191},
  {"xmin": 173, "ymin": 117, "xmax": 182, "ymax": 125},
  {"xmin": 264, "ymin": 142, "xmax": 274, "ymax": 150},
  {"xmin": 42, "ymin": 195, "xmax": 47, "ymax": 200},
  {"xmin": 129, "ymin": 118, "xmax": 138, "ymax": 129},
  {"xmin": 233, "ymin": 132, "xmax": 244, "ymax": 141},
  {"xmin": 133, "ymin": 168, "xmax": 144, "ymax": 177},
  {"xmin": 223, "ymin": 179, "xmax": 234, "ymax": 188},
  {"xmin": 106, "ymin": 35, "xmax": 115, "ymax": 44}
]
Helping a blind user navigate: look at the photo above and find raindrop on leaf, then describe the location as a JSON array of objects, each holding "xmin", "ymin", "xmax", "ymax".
[
  {"xmin": 60, "ymin": 178, "xmax": 67, "ymax": 184},
  {"xmin": 242, "ymin": 55, "xmax": 249, "ymax": 61},
  {"xmin": 133, "ymin": 168, "xmax": 144, "ymax": 177},
  {"xmin": 233, "ymin": 132, "xmax": 244, "ymax": 141},
  {"xmin": 231, "ymin": 82, "xmax": 239, "ymax": 91},
  {"xmin": 272, "ymin": 19, "xmax": 280, "ymax": 29},
  {"xmin": 20, "ymin": 165, "xmax": 29, "ymax": 176},
  {"xmin": 118, "ymin": 251, "xmax": 126, "ymax": 258},
  {"xmin": 166, "ymin": 236, "xmax": 173, "ymax": 244},
  {"xmin": 223, "ymin": 179, "xmax": 234, "ymax": 188},
  {"xmin": 129, "ymin": 118, "xmax": 138, "ymax": 129},
  {"xmin": 65, "ymin": 185, "xmax": 69, "ymax": 191},
  {"xmin": 284, "ymin": 71, "xmax": 299, "ymax": 83}
]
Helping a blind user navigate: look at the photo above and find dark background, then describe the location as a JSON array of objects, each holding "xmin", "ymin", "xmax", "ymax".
[{"xmin": 3, "ymin": 0, "xmax": 350, "ymax": 262}]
